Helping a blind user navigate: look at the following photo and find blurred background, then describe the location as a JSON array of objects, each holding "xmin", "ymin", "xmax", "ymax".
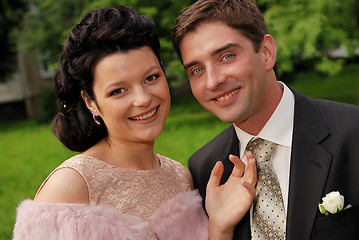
[{"xmin": 0, "ymin": 0, "xmax": 358, "ymax": 239}]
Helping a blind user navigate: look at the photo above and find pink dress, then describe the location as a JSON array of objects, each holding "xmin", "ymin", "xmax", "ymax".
[{"xmin": 34, "ymin": 154, "xmax": 195, "ymax": 239}]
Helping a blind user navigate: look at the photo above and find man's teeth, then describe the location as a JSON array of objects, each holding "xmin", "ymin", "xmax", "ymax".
[
  {"xmin": 216, "ymin": 89, "xmax": 239, "ymax": 102},
  {"xmin": 132, "ymin": 108, "xmax": 157, "ymax": 120}
]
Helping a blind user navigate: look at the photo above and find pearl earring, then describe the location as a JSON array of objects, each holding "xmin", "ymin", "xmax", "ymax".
[{"xmin": 93, "ymin": 114, "xmax": 101, "ymax": 125}]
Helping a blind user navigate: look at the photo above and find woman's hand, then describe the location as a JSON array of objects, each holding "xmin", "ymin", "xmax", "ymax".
[{"xmin": 206, "ymin": 151, "xmax": 257, "ymax": 240}]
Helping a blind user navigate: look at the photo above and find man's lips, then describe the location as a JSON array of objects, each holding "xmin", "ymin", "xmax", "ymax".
[
  {"xmin": 129, "ymin": 106, "xmax": 159, "ymax": 120},
  {"xmin": 212, "ymin": 88, "xmax": 240, "ymax": 102}
]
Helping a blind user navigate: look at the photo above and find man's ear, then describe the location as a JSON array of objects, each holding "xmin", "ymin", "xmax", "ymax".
[
  {"xmin": 262, "ymin": 34, "xmax": 277, "ymax": 71},
  {"xmin": 81, "ymin": 91, "xmax": 99, "ymax": 115}
]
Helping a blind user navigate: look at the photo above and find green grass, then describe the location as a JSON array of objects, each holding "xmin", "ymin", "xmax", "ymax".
[
  {"xmin": 1, "ymin": 63, "xmax": 358, "ymax": 239},
  {"xmin": 288, "ymin": 64, "xmax": 359, "ymax": 105},
  {"xmin": 0, "ymin": 121, "xmax": 74, "ymax": 239}
]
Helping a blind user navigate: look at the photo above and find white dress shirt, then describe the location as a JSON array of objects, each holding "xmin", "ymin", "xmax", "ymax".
[{"xmin": 233, "ymin": 82, "xmax": 295, "ymax": 213}]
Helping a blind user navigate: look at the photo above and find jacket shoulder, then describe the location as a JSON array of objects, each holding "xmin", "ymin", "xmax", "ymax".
[
  {"xmin": 189, "ymin": 125, "xmax": 235, "ymax": 162},
  {"xmin": 312, "ymin": 98, "xmax": 359, "ymax": 132}
]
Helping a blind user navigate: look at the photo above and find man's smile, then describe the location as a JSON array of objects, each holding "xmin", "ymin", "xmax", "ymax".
[{"xmin": 213, "ymin": 88, "xmax": 240, "ymax": 102}]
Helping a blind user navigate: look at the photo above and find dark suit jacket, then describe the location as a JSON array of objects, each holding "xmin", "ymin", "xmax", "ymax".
[{"xmin": 188, "ymin": 89, "xmax": 359, "ymax": 239}]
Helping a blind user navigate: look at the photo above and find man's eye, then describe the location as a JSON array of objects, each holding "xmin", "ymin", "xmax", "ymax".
[
  {"xmin": 223, "ymin": 54, "xmax": 234, "ymax": 60},
  {"xmin": 193, "ymin": 68, "xmax": 204, "ymax": 75},
  {"xmin": 145, "ymin": 74, "xmax": 159, "ymax": 83}
]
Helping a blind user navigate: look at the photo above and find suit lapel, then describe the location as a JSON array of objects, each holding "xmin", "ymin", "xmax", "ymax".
[
  {"xmin": 216, "ymin": 126, "xmax": 251, "ymax": 240},
  {"xmin": 286, "ymin": 90, "xmax": 333, "ymax": 240},
  {"xmin": 218, "ymin": 125, "xmax": 239, "ymax": 184}
]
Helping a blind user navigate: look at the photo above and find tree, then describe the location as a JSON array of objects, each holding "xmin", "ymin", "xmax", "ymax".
[
  {"xmin": 0, "ymin": 0, "xmax": 27, "ymax": 82},
  {"xmin": 19, "ymin": 0, "xmax": 92, "ymax": 71},
  {"xmin": 19, "ymin": 0, "xmax": 192, "ymax": 87},
  {"xmin": 20, "ymin": 0, "xmax": 358, "ymax": 84},
  {"xmin": 258, "ymin": 0, "xmax": 359, "ymax": 76}
]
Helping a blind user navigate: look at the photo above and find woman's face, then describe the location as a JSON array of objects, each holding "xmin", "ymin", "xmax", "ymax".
[{"xmin": 85, "ymin": 46, "xmax": 170, "ymax": 145}]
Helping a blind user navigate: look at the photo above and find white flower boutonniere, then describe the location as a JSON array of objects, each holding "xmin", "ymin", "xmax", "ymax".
[{"xmin": 318, "ymin": 191, "xmax": 344, "ymax": 216}]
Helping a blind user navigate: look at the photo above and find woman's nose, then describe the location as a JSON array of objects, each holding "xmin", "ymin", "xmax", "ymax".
[{"xmin": 132, "ymin": 87, "xmax": 151, "ymax": 107}]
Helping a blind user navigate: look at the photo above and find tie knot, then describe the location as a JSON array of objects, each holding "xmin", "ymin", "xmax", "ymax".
[{"xmin": 246, "ymin": 138, "xmax": 276, "ymax": 163}]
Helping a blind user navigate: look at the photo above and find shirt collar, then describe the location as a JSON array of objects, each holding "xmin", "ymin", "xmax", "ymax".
[{"xmin": 234, "ymin": 82, "xmax": 295, "ymax": 158}]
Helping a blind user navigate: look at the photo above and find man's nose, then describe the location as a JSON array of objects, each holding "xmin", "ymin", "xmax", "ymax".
[{"xmin": 205, "ymin": 65, "xmax": 226, "ymax": 90}]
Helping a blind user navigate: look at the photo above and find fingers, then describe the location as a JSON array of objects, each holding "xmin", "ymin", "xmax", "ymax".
[
  {"xmin": 242, "ymin": 151, "xmax": 257, "ymax": 186},
  {"xmin": 240, "ymin": 179, "xmax": 256, "ymax": 196},
  {"xmin": 207, "ymin": 161, "xmax": 224, "ymax": 190},
  {"xmin": 228, "ymin": 154, "xmax": 245, "ymax": 178}
]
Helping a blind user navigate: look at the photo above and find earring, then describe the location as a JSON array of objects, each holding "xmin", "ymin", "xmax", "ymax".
[{"xmin": 93, "ymin": 114, "xmax": 101, "ymax": 125}]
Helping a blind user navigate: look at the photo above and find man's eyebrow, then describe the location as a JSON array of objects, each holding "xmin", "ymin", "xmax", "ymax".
[
  {"xmin": 211, "ymin": 43, "xmax": 240, "ymax": 56},
  {"xmin": 183, "ymin": 61, "xmax": 199, "ymax": 71},
  {"xmin": 183, "ymin": 43, "xmax": 240, "ymax": 71}
]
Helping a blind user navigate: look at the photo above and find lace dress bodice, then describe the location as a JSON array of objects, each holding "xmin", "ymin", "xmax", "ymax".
[
  {"xmin": 38, "ymin": 154, "xmax": 192, "ymax": 239},
  {"xmin": 44, "ymin": 154, "xmax": 192, "ymax": 220}
]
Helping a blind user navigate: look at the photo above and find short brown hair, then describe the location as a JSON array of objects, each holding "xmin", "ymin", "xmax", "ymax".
[{"xmin": 172, "ymin": 0, "xmax": 268, "ymax": 62}]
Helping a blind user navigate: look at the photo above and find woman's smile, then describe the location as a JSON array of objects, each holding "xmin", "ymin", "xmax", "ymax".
[{"xmin": 129, "ymin": 105, "xmax": 159, "ymax": 121}]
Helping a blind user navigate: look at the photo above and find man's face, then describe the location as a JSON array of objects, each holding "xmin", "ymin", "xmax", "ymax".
[{"xmin": 180, "ymin": 21, "xmax": 277, "ymax": 131}]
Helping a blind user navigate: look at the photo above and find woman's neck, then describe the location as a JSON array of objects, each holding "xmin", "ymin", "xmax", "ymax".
[{"xmin": 84, "ymin": 138, "xmax": 159, "ymax": 170}]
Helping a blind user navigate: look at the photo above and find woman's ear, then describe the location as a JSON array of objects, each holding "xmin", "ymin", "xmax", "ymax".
[
  {"xmin": 81, "ymin": 91, "xmax": 99, "ymax": 115},
  {"xmin": 262, "ymin": 34, "xmax": 277, "ymax": 71}
]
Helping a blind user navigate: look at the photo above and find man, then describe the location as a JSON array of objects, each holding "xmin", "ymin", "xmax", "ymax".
[{"xmin": 172, "ymin": 0, "xmax": 359, "ymax": 239}]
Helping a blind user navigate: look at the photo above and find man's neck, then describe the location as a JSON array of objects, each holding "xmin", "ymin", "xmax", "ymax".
[{"xmin": 234, "ymin": 81, "xmax": 283, "ymax": 135}]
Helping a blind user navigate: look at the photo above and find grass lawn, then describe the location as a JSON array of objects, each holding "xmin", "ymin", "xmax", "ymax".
[
  {"xmin": 1, "ymin": 63, "xmax": 358, "ymax": 239},
  {"xmin": 0, "ymin": 121, "xmax": 75, "ymax": 239},
  {"xmin": 288, "ymin": 64, "xmax": 359, "ymax": 105}
]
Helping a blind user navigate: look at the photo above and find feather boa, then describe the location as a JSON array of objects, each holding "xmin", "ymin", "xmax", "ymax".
[{"xmin": 13, "ymin": 190, "xmax": 208, "ymax": 240}]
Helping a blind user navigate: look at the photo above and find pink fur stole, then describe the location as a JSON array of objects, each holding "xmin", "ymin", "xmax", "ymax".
[
  {"xmin": 150, "ymin": 190, "xmax": 209, "ymax": 240},
  {"xmin": 13, "ymin": 190, "xmax": 208, "ymax": 240}
]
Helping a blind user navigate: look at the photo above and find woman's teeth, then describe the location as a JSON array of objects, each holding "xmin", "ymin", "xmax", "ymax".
[
  {"xmin": 216, "ymin": 89, "xmax": 239, "ymax": 102},
  {"xmin": 132, "ymin": 108, "xmax": 157, "ymax": 120}
]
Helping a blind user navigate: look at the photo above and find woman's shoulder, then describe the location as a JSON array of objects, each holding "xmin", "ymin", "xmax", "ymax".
[{"xmin": 34, "ymin": 154, "xmax": 91, "ymax": 204}]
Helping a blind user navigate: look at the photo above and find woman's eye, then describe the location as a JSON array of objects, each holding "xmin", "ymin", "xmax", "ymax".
[
  {"xmin": 145, "ymin": 74, "xmax": 159, "ymax": 83},
  {"xmin": 111, "ymin": 88, "xmax": 125, "ymax": 96}
]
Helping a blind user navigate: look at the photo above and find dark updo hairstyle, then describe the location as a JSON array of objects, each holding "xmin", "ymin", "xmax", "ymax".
[{"xmin": 53, "ymin": 5, "xmax": 162, "ymax": 152}]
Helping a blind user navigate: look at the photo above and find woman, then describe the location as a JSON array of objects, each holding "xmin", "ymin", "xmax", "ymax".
[{"xmin": 13, "ymin": 5, "xmax": 256, "ymax": 240}]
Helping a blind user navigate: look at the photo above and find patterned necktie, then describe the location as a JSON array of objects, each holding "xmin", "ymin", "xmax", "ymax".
[{"xmin": 246, "ymin": 138, "xmax": 286, "ymax": 240}]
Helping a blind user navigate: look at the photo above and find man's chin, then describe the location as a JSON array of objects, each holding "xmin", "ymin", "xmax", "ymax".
[{"xmin": 214, "ymin": 113, "xmax": 238, "ymax": 124}]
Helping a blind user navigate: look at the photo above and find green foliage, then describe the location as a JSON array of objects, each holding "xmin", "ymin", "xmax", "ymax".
[
  {"xmin": 19, "ymin": 0, "xmax": 91, "ymax": 67},
  {"xmin": 0, "ymin": 0, "xmax": 28, "ymax": 82},
  {"xmin": 34, "ymin": 88, "xmax": 57, "ymax": 123},
  {"xmin": 18, "ymin": 0, "xmax": 191, "ymax": 87},
  {"xmin": 17, "ymin": 0, "xmax": 359, "ymax": 85},
  {"xmin": 314, "ymin": 57, "xmax": 343, "ymax": 76},
  {"xmin": 259, "ymin": 0, "xmax": 359, "ymax": 75}
]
